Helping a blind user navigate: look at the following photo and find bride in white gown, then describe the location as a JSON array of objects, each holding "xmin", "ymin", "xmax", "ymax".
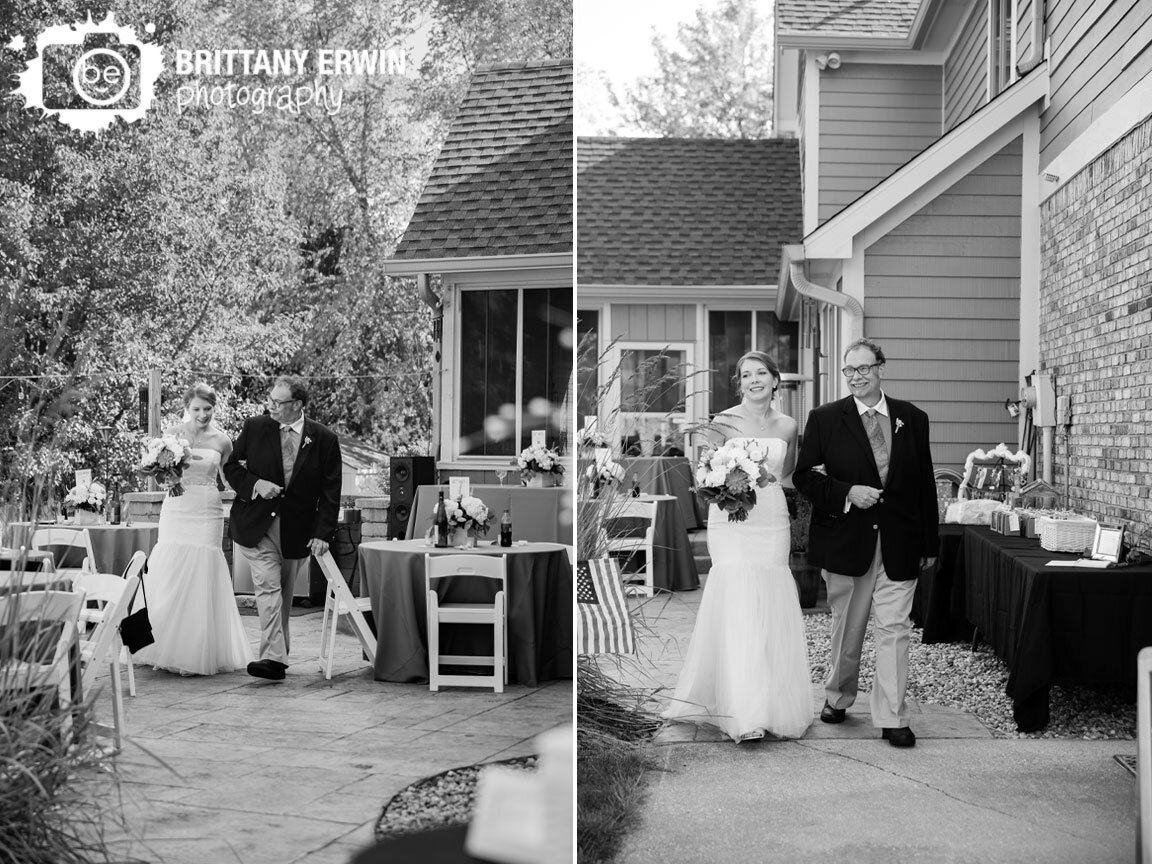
[
  {"xmin": 665, "ymin": 351, "xmax": 812, "ymax": 742},
  {"xmin": 134, "ymin": 383, "xmax": 254, "ymax": 675}
]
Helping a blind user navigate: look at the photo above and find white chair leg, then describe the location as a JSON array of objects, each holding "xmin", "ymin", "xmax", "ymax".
[
  {"xmin": 428, "ymin": 595, "xmax": 439, "ymax": 692},
  {"xmin": 494, "ymin": 608, "xmax": 504, "ymax": 694},
  {"xmin": 108, "ymin": 661, "xmax": 123, "ymax": 751},
  {"xmin": 125, "ymin": 649, "xmax": 136, "ymax": 697},
  {"xmin": 326, "ymin": 597, "xmax": 339, "ymax": 680}
]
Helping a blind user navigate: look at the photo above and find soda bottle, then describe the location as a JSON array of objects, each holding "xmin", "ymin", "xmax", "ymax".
[
  {"xmin": 630, "ymin": 473, "xmax": 641, "ymax": 498},
  {"xmin": 499, "ymin": 509, "xmax": 513, "ymax": 547}
]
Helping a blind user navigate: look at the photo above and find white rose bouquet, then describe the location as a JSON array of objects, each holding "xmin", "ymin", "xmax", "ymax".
[
  {"xmin": 435, "ymin": 495, "xmax": 492, "ymax": 535},
  {"xmin": 577, "ymin": 428, "xmax": 608, "ymax": 449},
  {"xmin": 695, "ymin": 438, "xmax": 776, "ymax": 522},
  {"xmin": 64, "ymin": 479, "xmax": 107, "ymax": 513},
  {"xmin": 138, "ymin": 434, "xmax": 193, "ymax": 497},
  {"xmin": 518, "ymin": 444, "xmax": 565, "ymax": 481},
  {"xmin": 585, "ymin": 458, "xmax": 625, "ymax": 496}
]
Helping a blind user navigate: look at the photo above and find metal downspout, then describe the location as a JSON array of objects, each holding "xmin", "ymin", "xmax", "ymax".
[
  {"xmin": 788, "ymin": 261, "xmax": 864, "ymax": 343},
  {"xmin": 1016, "ymin": 0, "xmax": 1046, "ymax": 75}
]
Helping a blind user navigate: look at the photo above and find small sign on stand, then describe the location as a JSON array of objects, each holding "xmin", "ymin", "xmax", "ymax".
[
  {"xmin": 75, "ymin": 469, "xmax": 93, "ymax": 487},
  {"xmin": 449, "ymin": 477, "xmax": 471, "ymax": 501},
  {"xmin": 531, "ymin": 430, "xmax": 546, "ymax": 449}
]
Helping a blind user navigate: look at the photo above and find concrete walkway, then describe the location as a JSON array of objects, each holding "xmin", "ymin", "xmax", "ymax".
[
  {"xmin": 90, "ymin": 608, "xmax": 571, "ymax": 864},
  {"xmin": 613, "ymin": 580, "xmax": 1138, "ymax": 864}
]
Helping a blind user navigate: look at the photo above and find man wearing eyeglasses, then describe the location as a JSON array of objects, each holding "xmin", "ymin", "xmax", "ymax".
[
  {"xmin": 225, "ymin": 376, "xmax": 343, "ymax": 681},
  {"xmin": 793, "ymin": 338, "xmax": 939, "ymax": 748}
]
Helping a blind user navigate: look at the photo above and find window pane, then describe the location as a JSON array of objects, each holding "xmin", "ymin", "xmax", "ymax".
[
  {"xmin": 755, "ymin": 311, "xmax": 799, "ymax": 372},
  {"xmin": 520, "ymin": 288, "xmax": 574, "ymax": 453},
  {"xmin": 620, "ymin": 350, "xmax": 686, "ymax": 414},
  {"xmin": 708, "ymin": 310, "xmax": 752, "ymax": 413},
  {"xmin": 459, "ymin": 289, "xmax": 518, "ymax": 456},
  {"xmin": 576, "ymin": 309, "xmax": 599, "ymax": 421}
]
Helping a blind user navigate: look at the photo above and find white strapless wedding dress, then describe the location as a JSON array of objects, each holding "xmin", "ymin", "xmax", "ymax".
[
  {"xmin": 664, "ymin": 438, "xmax": 812, "ymax": 740},
  {"xmin": 134, "ymin": 447, "xmax": 254, "ymax": 675}
]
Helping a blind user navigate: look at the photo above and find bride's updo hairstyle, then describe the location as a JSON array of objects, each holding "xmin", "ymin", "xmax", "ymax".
[
  {"xmin": 183, "ymin": 382, "xmax": 217, "ymax": 407},
  {"xmin": 734, "ymin": 351, "xmax": 780, "ymax": 395}
]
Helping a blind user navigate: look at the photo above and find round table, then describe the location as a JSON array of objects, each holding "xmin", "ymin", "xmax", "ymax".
[
  {"xmin": 357, "ymin": 540, "xmax": 573, "ymax": 686},
  {"xmin": 638, "ymin": 494, "xmax": 699, "ymax": 591},
  {"xmin": 619, "ymin": 457, "xmax": 701, "ymax": 529},
  {"xmin": 4, "ymin": 522, "xmax": 159, "ymax": 575},
  {"xmin": 404, "ymin": 484, "xmax": 572, "ymax": 544}
]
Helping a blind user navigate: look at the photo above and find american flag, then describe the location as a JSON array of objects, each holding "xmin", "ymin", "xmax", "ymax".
[{"xmin": 577, "ymin": 558, "xmax": 634, "ymax": 655}]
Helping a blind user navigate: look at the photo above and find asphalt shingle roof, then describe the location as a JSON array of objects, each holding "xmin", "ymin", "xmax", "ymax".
[
  {"xmin": 393, "ymin": 60, "xmax": 572, "ymax": 261},
  {"xmin": 577, "ymin": 138, "xmax": 801, "ymax": 286},
  {"xmin": 777, "ymin": 0, "xmax": 921, "ymax": 38}
]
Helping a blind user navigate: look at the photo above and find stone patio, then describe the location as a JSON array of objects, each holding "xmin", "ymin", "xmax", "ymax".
[{"xmin": 93, "ymin": 608, "xmax": 572, "ymax": 864}]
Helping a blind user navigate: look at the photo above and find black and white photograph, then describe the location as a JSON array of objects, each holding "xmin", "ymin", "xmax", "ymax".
[
  {"xmin": 1, "ymin": 1, "xmax": 572, "ymax": 862},
  {"xmin": 575, "ymin": 1, "xmax": 1152, "ymax": 862}
]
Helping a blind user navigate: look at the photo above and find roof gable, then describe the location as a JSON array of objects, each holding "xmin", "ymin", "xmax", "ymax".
[
  {"xmin": 392, "ymin": 60, "xmax": 572, "ymax": 262},
  {"xmin": 578, "ymin": 137, "xmax": 802, "ymax": 286},
  {"xmin": 777, "ymin": 0, "xmax": 922, "ymax": 38}
]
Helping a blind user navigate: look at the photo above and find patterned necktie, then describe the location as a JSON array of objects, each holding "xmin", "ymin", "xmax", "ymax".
[
  {"xmin": 280, "ymin": 426, "xmax": 297, "ymax": 484},
  {"xmin": 862, "ymin": 409, "xmax": 889, "ymax": 485}
]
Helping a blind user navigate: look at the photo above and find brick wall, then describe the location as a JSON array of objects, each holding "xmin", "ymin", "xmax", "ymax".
[{"xmin": 1039, "ymin": 113, "xmax": 1152, "ymax": 545}]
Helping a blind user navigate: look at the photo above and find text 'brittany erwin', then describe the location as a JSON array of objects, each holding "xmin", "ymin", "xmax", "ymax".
[{"xmin": 172, "ymin": 48, "xmax": 407, "ymax": 78}]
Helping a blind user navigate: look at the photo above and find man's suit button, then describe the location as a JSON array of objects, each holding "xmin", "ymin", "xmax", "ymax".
[
  {"xmin": 879, "ymin": 497, "xmax": 884, "ymax": 503},
  {"xmin": 873, "ymin": 524, "xmax": 879, "ymax": 530},
  {"xmin": 271, "ymin": 512, "xmax": 277, "ymax": 518}
]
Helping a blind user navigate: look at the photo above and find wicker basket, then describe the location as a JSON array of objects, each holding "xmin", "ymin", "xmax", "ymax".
[{"xmin": 1038, "ymin": 515, "xmax": 1098, "ymax": 553}]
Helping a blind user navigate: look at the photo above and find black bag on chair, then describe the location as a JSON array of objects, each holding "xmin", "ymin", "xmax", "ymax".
[{"xmin": 119, "ymin": 559, "xmax": 155, "ymax": 653}]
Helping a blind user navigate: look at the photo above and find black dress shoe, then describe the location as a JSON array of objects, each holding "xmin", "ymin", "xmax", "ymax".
[
  {"xmin": 820, "ymin": 702, "xmax": 847, "ymax": 724},
  {"xmin": 247, "ymin": 659, "xmax": 287, "ymax": 681},
  {"xmin": 881, "ymin": 726, "xmax": 916, "ymax": 747}
]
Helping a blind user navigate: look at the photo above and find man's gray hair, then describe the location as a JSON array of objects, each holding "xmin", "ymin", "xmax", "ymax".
[
  {"xmin": 274, "ymin": 376, "xmax": 309, "ymax": 406},
  {"xmin": 843, "ymin": 338, "xmax": 886, "ymax": 365}
]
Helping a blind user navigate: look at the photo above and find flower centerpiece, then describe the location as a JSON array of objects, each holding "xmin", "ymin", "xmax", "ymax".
[
  {"xmin": 518, "ymin": 444, "xmax": 566, "ymax": 488},
  {"xmin": 585, "ymin": 458, "xmax": 625, "ymax": 498},
  {"xmin": 695, "ymin": 439, "xmax": 775, "ymax": 522},
  {"xmin": 64, "ymin": 480, "xmax": 107, "ymax": 524},
  {"xmin": 577, "ymin": 428, "xmax": 608, "ymax": 450},
  {"xmin": 138, "ymin": 434, "xmax": 193, "ymax": 497},
  {"xmin": 435, "ymin": 495, "xmax": 493, "ymax": 547}
]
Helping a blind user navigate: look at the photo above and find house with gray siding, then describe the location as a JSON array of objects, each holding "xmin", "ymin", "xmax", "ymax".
[
  {"xmin": 577, "ymin": 138, "xmax": 803, "ymax": 457},
  {"xmin": 385, "ymin": 60, "xmax": 572, "ymax": 483},
  {"xmin": 774, "ymin": 0, "xmax": 1152, "ymax": 532}
]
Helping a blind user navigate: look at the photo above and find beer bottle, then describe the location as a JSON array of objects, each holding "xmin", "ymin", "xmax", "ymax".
[{"xmin": 434, "ymin": 491, "xmax": 449, "ymax": 548}]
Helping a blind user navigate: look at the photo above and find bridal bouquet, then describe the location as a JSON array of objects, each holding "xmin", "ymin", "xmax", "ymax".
[
  {"xmin": 437, "ymin": 495, "xmax": 492, "ymax": 535},
  {"xmin": 138, "ymin": 434, "xmax": 193, "ymax": 497},
  {"xmin": 695, "ymin": 439, "xmax": 775, "ymax": 522},
  {"xmin": 64, "ymin": 479, "xmax": 107, "ymax": 513}
]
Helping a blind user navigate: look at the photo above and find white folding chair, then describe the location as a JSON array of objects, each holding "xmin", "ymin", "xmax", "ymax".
[
  {"xmin": 603, "ymin": 500, "xmax": 657, "ymax": 597},
  {"xmin": 75, "ymin": 571, "xmax": 140, "ymax": 751},
  {"xmin": 30, "ymin": 527, "xmax": 96, "ymax": 576},
  {"xmin": 1138, "ymin": 646, "xmax": 1152, "ymax": 863},
  {"xmin": 0, "ymin": 590, "xmax": 86, "ymax": 741},
  {"xmin": 314, "ymin": 551, "xmax": 376, "ymax": 680},
  {"xmin": 424, "ymin": 553, "xmax": 508, "ymax": 693},
  {"xmin": 73, "ymin": 551, "xmax": 146, "ymax": 700}
]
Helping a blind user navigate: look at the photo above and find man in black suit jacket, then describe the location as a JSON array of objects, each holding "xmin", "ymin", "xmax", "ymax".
[
  {"xmin": 225, "ymin": 376, "xmax": 342, "ymax": 681},
  {"xmin": 793, "ymin": 338, "xmax": 939, "ymax": 747}
]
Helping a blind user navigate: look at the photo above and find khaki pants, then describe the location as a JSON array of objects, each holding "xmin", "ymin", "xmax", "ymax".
[
  {"xmin": 236, "ymin": 516, "xmax": 304, "ymax": 665},
  {"xmin": 822, "ymin": 538, "xmax": 917, "ymax": 728}
]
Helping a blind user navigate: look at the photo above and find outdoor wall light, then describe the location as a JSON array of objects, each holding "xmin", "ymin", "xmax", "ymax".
[
  {"xmin": 1004, "ymin": 398, "xmax": 1022, "ymax": 418},
  {"xmin": 815, "ymin": 52, "xmax": 841, "ymax": 71}
]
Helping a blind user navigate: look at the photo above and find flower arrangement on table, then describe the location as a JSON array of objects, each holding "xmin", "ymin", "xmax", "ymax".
[
  {"xmin": 518, "ymin": 444, "xmax": 566, "ymax": 487},
  {"xmin": 64, "ymin": 479, "xmax": 107, "ymax": 515},
  {"xmin": 585, "ymin": 458, "xmax": 625, "ymax": 497},
  {"xmin": 577, "ymin": 428, "xmax": 608, "ymax": 449},
  {"xmin": 138, "ymin": 434, "xmax": 193, "ymax": 497},
  {"xmin": 695, "ymin": 439, "xmax": 775, "ymax": 522},
  {"xmin": 434, "ymin": 495, "xmax": 492, "ymax": 545}
]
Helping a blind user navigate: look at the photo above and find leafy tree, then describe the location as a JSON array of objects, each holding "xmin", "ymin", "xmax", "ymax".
[{"xmin": 619, "ymin": 0, "xmax": 773, "ymax": 139}]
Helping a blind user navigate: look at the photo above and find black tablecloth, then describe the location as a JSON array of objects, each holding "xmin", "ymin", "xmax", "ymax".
[
  {"xmin": 357, "ymin": 540, "xmax": 573, "ymax": 686},
  {"xmin": 4, "ymin": 523, "xmax": 159, "ymax": 574},
  {"xmin": 619, "ymin": 457, "xmax": 701, "ymax": 529},
  {"xmin": 351, "ymin": 826, "xmax": 493, "ymax": 863},
  {"xmin": 963, "ymin": 526, "xmax": 1152, "ymax": 731},
  {"xmin": 911, "ymin": 524, "xmax": 973, "ymax": 643}
]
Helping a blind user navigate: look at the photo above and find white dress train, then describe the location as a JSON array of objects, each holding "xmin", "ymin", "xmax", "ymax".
[
  {"xmin": 664, "ymin": 437, "xmax": 812, "ymax": 741},
  {"xmin": 134, "ymin": 447, "xmax": 254, "ymax": 675}
]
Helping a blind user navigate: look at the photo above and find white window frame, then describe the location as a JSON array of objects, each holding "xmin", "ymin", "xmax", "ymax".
[{"xmin": 608, "ymin": 339, "xmax": 698, "ymax": 458}]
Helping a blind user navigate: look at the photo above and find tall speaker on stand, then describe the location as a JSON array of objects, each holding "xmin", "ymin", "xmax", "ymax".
[{"xmin": 388, "ymin": 456, "xmax": 437, "ymax": 540}]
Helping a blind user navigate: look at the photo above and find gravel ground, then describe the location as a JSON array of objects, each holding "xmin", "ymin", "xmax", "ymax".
[
  {"xmin": 804, "ymin": 612, "xmax": 1136, "ymax": 740},
  {"xmin": 374, "ymin": 756, "xmax": 538, "ymax": 839}
]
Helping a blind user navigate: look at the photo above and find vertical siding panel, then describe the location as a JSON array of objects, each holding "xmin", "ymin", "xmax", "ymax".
[
  {"xmin": 863, "ymin": 138, "xmax": 1023, "ymax": 471},
  {"xmin": 1043, "ymin": 0, "xmax": 1152, "ymax": 162},
  {"xmin": 611, "ymin": 304, "xmax": 696, "ymax": 343},
  {"xmin": 945, "ymin": 1, "xmax": 989, "ymax": 130},
  {"xmin": 817, "ymin": 64, "xmax": 943, "ymax": 226},
  {"xmin": 1017, "ymin": 0, "xmax": 1035, "ymax": 66}
]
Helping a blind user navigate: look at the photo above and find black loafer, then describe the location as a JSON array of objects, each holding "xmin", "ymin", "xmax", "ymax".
[
  {"xmin": 881, "ymin": 726, "xmax": 916, "ymax": 747},
  {"xmin": 820, "ymin": 701, "xmax": 847, "ymax": 724},
  {"xmin": 247, "ymin": 659, "xmax": 287, "ymax": 681}
]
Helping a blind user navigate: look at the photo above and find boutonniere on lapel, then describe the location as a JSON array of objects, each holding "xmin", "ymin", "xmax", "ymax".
[
  {"xmin": 303, "ymin": 436, "xmax": 313, "ymax": 448},
  {"xmin": 894, "ymin": 418, "xmax": 905, "ymax": 434}
]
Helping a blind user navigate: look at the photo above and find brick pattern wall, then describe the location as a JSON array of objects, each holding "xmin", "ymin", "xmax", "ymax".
[{"xmin": 1039, "ymin": 113, "xmax": 1152, "ymax": 546}]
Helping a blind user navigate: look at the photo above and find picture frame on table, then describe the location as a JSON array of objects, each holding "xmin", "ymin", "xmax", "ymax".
[{"xmin": 1090, "ymin": 524, "xmax": 1124, "ymax": 563}]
